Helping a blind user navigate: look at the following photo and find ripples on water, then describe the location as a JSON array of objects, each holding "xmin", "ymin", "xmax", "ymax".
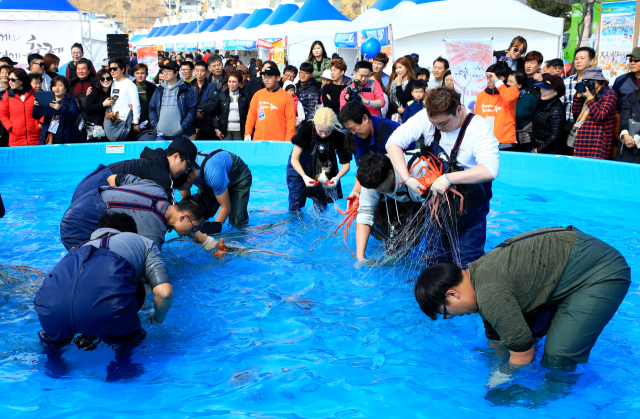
[{"xmin": 0, "ymin": 167, "xmax": 638, "ymax": 418}]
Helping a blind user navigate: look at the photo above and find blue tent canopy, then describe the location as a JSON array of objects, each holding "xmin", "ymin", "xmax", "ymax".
[
  {"xmin": 261, "ymin": 4, "xmax": 299, "ymax": 26},
  {"xmin": 208, "ymin": 15, "xmax": 232, "ymax": 32},
  {"xmin": 180, "ymin": 20, "xmax": 198, "ymax": 35},
  {"xmin": 0, "ymin": 0, "xmax": 77, "ymax": 11},
  {"xmin": 146, "ymin": 27, "xmax": 161, "ymax": 38},
  {"xmin": 414, "ymin": 0, "xmax": 443, "ymax": 4},
  {"xmin": 288, "ymin": 0, "xmax": 349, "ymax": 23},
  {"xmin": 167, "ymin": 22, "xmax": 189, "ymax": 37},
  {"xmin": 220, "ymin": 13, "xmax": 250, "ymax": 31},
  {"xmin": 370, "ymin": 0, "xmax": 410, "ymax": 12},
  {"xmin": 157, "ymin": 24, "xmax": 177, "ymax": 37},
  {"xmin": 239, "ymin": 8, "xmax": 272, "ymax": 29},
  {"xmin": 198, "ymin": 18, "xmax": 215, "ymax": 32}
]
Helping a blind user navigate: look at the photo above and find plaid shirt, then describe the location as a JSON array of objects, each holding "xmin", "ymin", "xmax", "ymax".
[
  {"xmin": 571, "ymin": 87, "xmax": 617, "ymax": 160},
  {"xmin": 562, "ymin": 74, "xmax": 578, "ymax": 123}
]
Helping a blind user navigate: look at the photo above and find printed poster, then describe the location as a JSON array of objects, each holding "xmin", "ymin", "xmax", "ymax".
[
  {"xmin": 598, "ymin": 1, "xmax": 636, "ymax": 82},
  {"xmin": 443, "ymin": 38, "xmax": 494, "ymax": 107},
  {"xmin": 137, "ymin": 45, "xmax": 159, "ymax": 81},
  {"xmin": 258, "ymin": 38, "xmax": 287, "ymax": 74},
  {"xmin": 1, "ymin": 20, "xmax": 82, "ymax": 66}
]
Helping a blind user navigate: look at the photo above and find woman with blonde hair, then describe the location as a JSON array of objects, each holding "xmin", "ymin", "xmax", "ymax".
[
  {"xmin": 286, "ymin": 107, "xmax": 352, "ymax": 211},
  {"xmin": 493, "ymin": 35, "xmax": 527, "ymax": 73},
  {"xmin": 386, "ymin": 56, "xmax": 416, "ymax": 122}
]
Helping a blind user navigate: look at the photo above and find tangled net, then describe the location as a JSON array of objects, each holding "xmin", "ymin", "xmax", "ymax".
[{"xmin": 0, "ymin": 266, "xmax": 44, "ymax": 286}]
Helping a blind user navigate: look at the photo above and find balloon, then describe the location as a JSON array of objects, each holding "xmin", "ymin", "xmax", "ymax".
[{"xmin": 361, "ymin": 38, "xmax": 381, "ymax": 59}]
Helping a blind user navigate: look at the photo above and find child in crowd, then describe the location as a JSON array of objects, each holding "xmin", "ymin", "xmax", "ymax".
[
  {"xmin": 296, "ymin": 62, "xmax": 321, "ymax": 121},
  {"xmin": 29, "ymin": 73, "xmax": 43, "ymax": 91},
  {"xmin": 403, "ymin": 80, "xmax": 427, "ymax": 123},
  {"xmin": 284, "ymin": 81, "xmax": 305, "ymax": 129},
  {"xmin": 321, "ymin": 70, "xmax": 332, "ymax": 88},
  {"xmin": 416, "ymin": 68, "xmax": 430, "ymax": 83}
]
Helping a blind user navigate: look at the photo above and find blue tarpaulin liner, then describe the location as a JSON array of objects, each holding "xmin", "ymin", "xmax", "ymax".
[
  {"xmin": 239, "ymin": 8, "xmax": 273, "ymax": 29},
  {"xmin": 209, "ymin": 16, "xmax": 232, "ymax": 32},
  {"xmin": 220, "ymin": 13, "xmax": 250, "ymax": 31},
  {"xmin": 287, "ymin": 0, "xmax": 349, "ymax": 23},
  {"xmin": 261, "ymin": 4, "xmax": 299, "ymax": 26},
  {"xmin": 0, "ymin": 0, "xmax": 77, "ymax": 11}
]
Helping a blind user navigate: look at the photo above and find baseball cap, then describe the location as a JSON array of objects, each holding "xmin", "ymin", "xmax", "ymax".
[
  {"xmin": 321, "ymin": 69, "xmax": 332, "ymax": 80},
  {"xmin": 0, "ymin": 57, "xmax": 17, "ymax": 66},
  {"xmin": 262, "ymin": 65, "xmax": 280, "ymax": 77},
  {"xmin": 236, "ymin": 64, "xmax": 249, "ymax": 74},
  {"xmin": 168, "ymin": 138, "xmax": 200, "ymax": 169},
  {"xmin": 533, "ymin": 80, "xmax": 557, "ymax": 90},
  {"xmin": 627, "ymin": 47, "xmax": 640, "ymax": 60},
  {"xmin": 411, "ymin": 53, "xmax": 419, "ymax": 62},
  {"xmin": 547, "ymin": 58, "xmax": 563, "ymax": 67},
  {"xmin": 160, "ymin": 61, "xmax": 180, "ymax": 72}
]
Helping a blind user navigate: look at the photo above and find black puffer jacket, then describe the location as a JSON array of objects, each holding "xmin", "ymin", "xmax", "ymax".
[
  {"xmin": 532, "ymin": 97, "xmax": 565, "ymax": 154},
  {"xmin": 214, "ymin": 87, "xmax": 249, "ymax": 136},
  {"xmin": 244, "ymin": 76, "xmax": 265, "ymax": 106},
  {"xmin": 84, "ymin": 86, "xmax": 111, "ymax": 125}
]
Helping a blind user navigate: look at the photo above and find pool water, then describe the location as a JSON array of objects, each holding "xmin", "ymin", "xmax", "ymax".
[{"xmin": 0, "ymin": 165, "xmax": 638, "ymax": 418}]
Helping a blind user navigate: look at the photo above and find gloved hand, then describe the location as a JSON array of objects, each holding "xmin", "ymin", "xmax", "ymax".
[
  {"xmin": 405, "ymin": 177, "xmax": 424, "ymax": 194},
  {"xmin": 325, "ymin": 177, "xmax": 338, "ymax": 187},
  {"xmin": 244, "ymin": 135, "xmax": 252, "ymax": 142},
  {"xmin": 347, "ymin": 189, "xmax": 360, "ymax": 200},
  {"xmin": 346, "ymin": 195, "xmax": 358, "ymax": 211},
  {"xmin": 303, "ymin": 175, "xmax": 319, "ymax": 187},
  {"xmin": 430, "ymin": 174, "xmax": 451, "ymax": 196},
  {"xmin": 200, "ymin": 221, "xmax": 222, "ymax": 235},
  {"xmin": 202, "ymin": 236, "xmax": 219, "ymax": 251}
]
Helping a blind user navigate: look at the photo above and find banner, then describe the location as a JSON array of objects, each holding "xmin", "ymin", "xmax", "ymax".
[
  {"xmin": 1, "ymin": 20, "xmax": 82, "ymax": 66},
  {"xmin": 257, "ymin": 38, "xmax": 287, "ymax": 73},
  {"xmin": 176, "ymin": 43, "xmax": 186, "ymax": 51},
  {"xmin": 216, "ymin": 39, "xmax": 257, "ymax": 51},
  {"xmin": 186, "ymin": 42, "xmax": 198, "ymax": 51},
  {"xmin": 361, "ymin": 26, "xmax": 390, "ymax": 47},
  {"xmin": 164, "ymin": 43, "xmax": 175, "ymax": 51},
  {"xmin": 136, "ymin": 45, "xmax": 159, "ymax": 81},
  {"xmin": 444, "ymin": 38, "xmax": 493, "ymax": 106},
  {"xmin": 334, "ymin": 31, "xmax": 357, "ymax": 48},
  {"xmin": 201, "ymin": 42, "xmax": 215, "ymax": 49},
  {"xmin": 598, "ymin": 1, "xmax": 636, "ymax": 82}
]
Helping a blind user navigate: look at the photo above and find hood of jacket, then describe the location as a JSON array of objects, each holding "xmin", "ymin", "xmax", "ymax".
[{"xmin": 140, "ymin": 146, "xmax": 171, "ymax": 172}]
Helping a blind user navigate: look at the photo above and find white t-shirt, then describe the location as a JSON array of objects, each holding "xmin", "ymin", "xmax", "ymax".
[
  {"xmin": 386, "ymin": 108, "xmax": 500, "ymax": 179},
  {"xmin": 110, "ymin": 78, "xmax": 141, "ymax": 124}
]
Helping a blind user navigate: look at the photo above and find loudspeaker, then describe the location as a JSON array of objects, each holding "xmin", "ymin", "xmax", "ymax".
[{"xmin": 107, "ymin": 34, "xmax": 130, "ymax": 60}]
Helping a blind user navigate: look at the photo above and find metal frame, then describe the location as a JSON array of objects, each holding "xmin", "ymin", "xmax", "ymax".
[{"xmin": 80, "ymin": 11, "xmax": 93, "ymax": 61}]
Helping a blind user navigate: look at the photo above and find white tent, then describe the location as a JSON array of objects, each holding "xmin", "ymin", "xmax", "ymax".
[
  {"xmin": 154, "ymin": 16, "xmax": 181, "ymax": 48},
  {"xmin": 365, "ymin": 0, "xmax": 564, "ymax": 68},
  {"xmin": 131, "ymin": 18, "xmax": 161, "ymax": 47}
]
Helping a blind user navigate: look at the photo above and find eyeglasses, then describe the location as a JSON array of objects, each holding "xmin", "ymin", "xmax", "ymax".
[
  {"xmin": 110, "ymin": 67, "xmax": 119, "ymax": 72},
  {"xmin": 33, "ymin": 62, "xmax": 45, "ymax": 67},
  {"xmin": 512, "ymin": 47, "xmax": 526, "ymax": 54},
  {"xmin": 99, "ymin": 77, "xmax": 113, "ymax": 82},
  {"xmin": 630, "ymin": 58, "xmax": 640, "ymax": 63},
  {"xmin": 183, "ymin": 213, "xmax": 200, "ymax": 233},
  {"xmin": 442, "ymin": 300, "xmax": 454, "ymax": 320}
]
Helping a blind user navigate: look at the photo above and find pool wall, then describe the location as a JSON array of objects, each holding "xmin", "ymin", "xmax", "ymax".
[{"xmin": 1, "ymin": 142, "xmax": 639, "ymax": 203}]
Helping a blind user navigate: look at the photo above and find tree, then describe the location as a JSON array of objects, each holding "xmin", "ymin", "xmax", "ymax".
[
  {"xmin": 527, "ymin": 0, "xmax": 572, "ymax": 31},
  {"xmin": 534, "ymin": 0, "xmax": 602, "ymax": 47}
]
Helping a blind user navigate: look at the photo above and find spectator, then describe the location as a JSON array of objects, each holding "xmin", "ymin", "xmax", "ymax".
[
  {"xmin": 542, "ymin": 60, "xmax": 551, "ymax": 74},
  {"xmin": 296, "ymin": 62, "xmax": 322, "ymax": 121},
  {"xmin": 29, "ymin": 73, "xmax": 43, "ymax": 92},
  {"xmin": 248, "ymin": 58, "xmax": 257, "ymax": 78},
  {"xmin": 244, "ymin": 65, "xmax": 295, "ymax": 142},
  {"xmin": 203, "ymin": 49, "xmax": 211, "ymax": 64},
  {"xmin": 531, "ymin": 75, "xmax": 566, "ymax": 154},
  {"xmin": 403, "ymin": 80, "xmax": 427, "ymax": 123},
  {"xmin": 546, "ymin": 58, "xmax": 565, "ymax": 77},
  {"xmin": 563, "ymin": 47, "xmax": 596, "ymax": 124},
  {"xmin": 508, "ymin": 71, "xmax": 538, "ymax": 152},
  {"xmin": 307, "ymin": 41, "xmax": 331, "ymax": 83},
  {"xmin": 0, "ymin": 68, "xmax": 40, "ymax": 146},
  {"xmin": 372, "ymin": 53, "xmax": 390, "ymax": 88},
  {"xmin": 493, "ymin": 36, "xmax": 527, "ymax": 73},
  {"xmin": 108, "ymin": 58, "xmax": 141, "ymax": 135},
  {"xmin": 191, "ymin": 60, "xmax": 220, "ymax": 141},
  {"xmin": 387, "ymin": 56, "xmax": 416, "ymax": 123},
  {"xmin": 236, "ymin": 65, "xmax": 250, "ymax": 88},
  {"xmin": 153, "ymin": 70, "xmax": 164, "ymax": 86},
  {"xmin": 26, "ymin": 54, "xmax": 52, "ymax": 91},
  {"xmin": 244, "ymin": 60, "xmax": 276, "ymax": 105},
  {"xmin": 149, "ymin": 61, "xmax": 197, "ymax": 141},
  {"xmin": 571, "ymin": 67, "xmax": 617, "ymax": 160},
  {"xmin": 618, "ymin": 81, "xmax": 640, "ymax": 163},
  {"xmin": 0, "ymin": 57, "xmax": 16, "ymax": 68},
  {"xmin": 255, "ymin": 59, "xmax": 263, "ymax": 77},
  {"xmin": 321, "ymin": 69, "xmax": 332, "ymax": 88},
  {"xmin": 284, "ymin": 81, "xmax": 305, "ymax": 129},
  {"xmin": 475, "ymin": 62, "xmax": 519, "ymax": 147},
  {"xmin": 340, "ymin": 61, "xmax": 386, "ymax": 117},
  {"xmin": 215, "ymin": 70, "xmax": 247, "ymax": 141},
  {"xmin": 69, "ymin": 58, "xmax": 95, "ymax": 109},
  {"xmin": 523, "ymin": 51, "xmax": 544, "ymax": 91},
  {"xmin": 131, "ymin": 63, "xmax": 157, "ymax": 138},
  {"xmin": 44, "ymin": 53, "xmax": 61, "ymax": 80},
  {"xmin": 0, "ymin": 65, "xmax": 11, "ymax": 147},
  {"xmin": 429, "ymin": 57, "xmax": 449, "ymax": 90},
  {"xmin": 443, "ymin": 70, "xmax": 455, "ymax": 90},
  {"xmin": 185, "ymin": 53, "xmax": 194, "ymax": 62},
  {"xmin": 282, "ymin": 65, "xmax": 298, "ymax": 85},
  {"xmin": 33, "ymin": 76, "xmax": 82, "ymax": 145},
  {"xmin": 224, "ymin": 58, "xmax": 235, "ymax": 75},
  {"xmin": 321, "ymin": 58, "xmax": 348, "ymax": 117},
  {"xmin": 416, "ymin": 68, "xmax": 430, "ymax": 82},
  {"xmin": 84, "ymin": 69, "xmax": 114, "ymax": 142},
  {"xmin": 207, "ymin": 55, "xmax": 225, "ymax": 91},
  {"xmin": 613, "ymin": 47, "xmax": 640, "ymax": 110},
  {"xmin": 410, "ymin": 53, "xmax": 420, "ymax": 73},
  {"xmin": 181, "ymin": 61, "xmax": 194, "ymax": 83},
  {"xmin": 65, "ymin": 43, "xmax": 97, "ymax": 82},
  {"xmin": 130, "ymin": 52, "xmax": 138, "ymax": 70}
]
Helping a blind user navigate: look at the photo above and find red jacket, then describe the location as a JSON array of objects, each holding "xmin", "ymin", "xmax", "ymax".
[{"xmin": 0, "ymin": 88, "xmax": 41, "ymax": 147}]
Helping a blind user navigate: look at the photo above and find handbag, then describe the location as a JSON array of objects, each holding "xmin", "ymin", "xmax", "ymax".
[
  {"xmin": 86, "ymin": 121, "xmax": 106, "ymax": 140},
  {"xmin": 567, "ymin": 101, "xmax": 590, "ymax": 148},
  {"xmin": 515, "ymin": 122, "xmax": 533, "ymax": 145},
  {"xmin": 104, "ymin": 110, "xmax": 133, "ymax": 142}
]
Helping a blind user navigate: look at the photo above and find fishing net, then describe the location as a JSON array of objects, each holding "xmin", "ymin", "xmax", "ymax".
[{"xmin": 0, "ymin": 266, "xmax": 45, "ymax": 286}]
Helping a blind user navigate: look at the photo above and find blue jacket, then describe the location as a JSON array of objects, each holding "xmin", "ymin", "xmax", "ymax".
[
  {"xmin": 613, "ymin": 72, "xmax": 639, "ymax": 112},
  {"xmin": 149, "ymin": 81, "xmax": 198, "ymax": 137},
  {"xmin": 402, "ymin": 99, "xmax": 425, "ymax": 123},
  {"xmin": 353, "ymin": 116, "xmax": 401, "ymax": 163},
  {"xmin": 33, "ymin": 95, "xmax": 83, "ymax": 145},
  {"xmin": 190, "ymin": 79, "xmax": 219, "ymax": 131}
]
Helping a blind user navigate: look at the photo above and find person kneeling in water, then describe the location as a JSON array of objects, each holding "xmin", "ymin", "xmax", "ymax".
[
  {"xmin": 287, "ymin": 107, "xmax": 352, "ymax": 212},
  {"xmin": 35, "ymin": 213, "xmax": 173, "ymax": 348},
  {"xmin": 414, "ymin": 226, "xmax": 631, "ymax": 380}
]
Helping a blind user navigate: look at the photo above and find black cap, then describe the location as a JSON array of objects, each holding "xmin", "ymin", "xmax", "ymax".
[
  {"xmin": 547, "ymin": 58, "xmax": 563, "ymax": 67},
  {"xmin": 262, "ymin": 65, "xmax": 280, "ymax": 77},
  {"xmin": 169, "ymin": 138, "xmax": 200, "ymax": 169},
  {"xmin": 160, "ymin": 61, "xmax": 180, "ymax": 72},
  {"xmin": 0, "ymin": 56, "xmax": 17, "ymax": 66}
]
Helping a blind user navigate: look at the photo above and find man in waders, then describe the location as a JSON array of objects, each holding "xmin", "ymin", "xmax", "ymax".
[
  {"xmin": 414, "ymin": 227, "xmax": 631, "ymax": 383},
  {"xmin": 71, "ymin": 138, "xmax": 200, "ymax": 203},
  {"xmin": 178, "ymin": 149, "xmax": 252, "ymax": 248},
  {"xmin": 385, "ymin": 87, "xmax": 499, "ymax": 268},
  {"xmin": 60, "ymin": 175, "xmax": 208, "ymax": 251},
  {"xmin": 35, "ymin": 213, "xmax": 174, "ymax": 348}
]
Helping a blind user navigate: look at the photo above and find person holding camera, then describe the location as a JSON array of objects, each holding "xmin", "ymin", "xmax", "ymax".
[
  {"xmin": 570, "ymin": 68, "xmax": 617, "ymax": 160},
  {"xmin": 339, "ymin": 61, "xmax": 385, "ymax": 117}
]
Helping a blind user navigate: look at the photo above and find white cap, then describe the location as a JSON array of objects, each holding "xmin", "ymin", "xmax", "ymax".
[
  {"xmin": 321, "ymin": 69, "xmax": 332, "ymax": 80},
  {"xmin": 283, "ymin": 80, "xmax": 296, "ymax": 91}
]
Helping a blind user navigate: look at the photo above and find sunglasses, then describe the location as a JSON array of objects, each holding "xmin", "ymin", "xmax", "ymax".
[
  {"xmin": 8, "ymin": 78, "xmax": 19, "ymax": 83},
  {"xmin": 33, "ymin": 62, "xmax": 45, "ymax": 67},
  {"xmin": 512, "ymin": 47, "xmax": 526, "ymax": 54},
  {"xmin": 630, "ymin": 58, "xmax": 640, "ymax": 63},
  {"xmin": 442, "ymin": 299, "xmax": 454, "ymax": 320},
  {"xmin": 183, "ymin": 213, "xmax": 200, "ymax": 233},
  {"xmin": 99, "ymin": 77, "xmax": 113, "ymax": 82},
  {"xmin": 110, "ymin": 67, "xmax": 119, "ymax": 72}
]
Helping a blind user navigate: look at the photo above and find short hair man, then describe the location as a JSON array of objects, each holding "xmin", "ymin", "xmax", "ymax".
[
  {"xmin": 321, "ymin": 58, "xmax": 348, "ymax": 116},
  {"xmin": 149, "ymin": 61, "xmax": 198, "ymax": 141},
  {"xmin": 563, "ymin": 46, "xmax": 596, "ymax": 123},
  {"xmin": 108, "ymin": 57, "xmax": 141, "ymax": 133},
  {"xmin": 27, "ymin": 53, "xmax": 52, "ymax": 91},
  {"xmin": 244, "ymin": 60, "xmax": 277, "ymax": 105},
  {"xmin": 70, "ymin": 58, "xmax": 95, "ymax": 97},
  {"xmin": 244, "ymin": 65, "xmax": 296, "ymax": 142},
  {"xmin": 546, "ymin": 58, "xmax": 564, "ymax": 78},
  {"xmin": 414, "ymin": 227, "xmax": 630, "ymax": 374},
  {"xmin": 523, "ymin": 51, "xmax": 544, "ymax": 91},
  {"xmin": 206, "ymin": 54, "xmax": 225, "ymax": 91},
  {"xmin": 372, "ymin": 52, "xmax": 390, "ymax": 88},
  {"xmin": 180, "ymin": 60, "xmax": 195, "ymax": 83},
  {"xmin": 429, "ymin": 57, "xmax": 449, "ymax": 90},
  {"xmin": 190, "ymin": 60, "xmax": 220, "ymax": 140},
  {"xmin": 282, "ymin": 65, "xmax": 298, "ymax": 84},
  {"xmin": 296, "ymin": 62, "xmax": 321, "ymax": 120},
  {"xmin": 614, "ymin": 47, "xmax": 640, "ymax": 113},
  {"xmin": 35, "ymin": 213, "xmax": 174, "ymax": 348},
  {"xmin": 339, "ymin": 60, "xmax": 386, "ymax": 117}
]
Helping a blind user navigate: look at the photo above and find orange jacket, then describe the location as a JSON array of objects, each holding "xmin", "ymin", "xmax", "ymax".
[
  {"xmin": 474, "ymin": 81, "xmax": 518, "ymax": 144},
  {"xmin": 245, "ymin": 86, "xmax": 296, "ymax": 142}
]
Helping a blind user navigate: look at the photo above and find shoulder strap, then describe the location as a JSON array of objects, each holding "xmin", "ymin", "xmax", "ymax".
[
  {"xmin": 374, "ymin": 118, "xmax": 387, "ymax": 152},
  {"xmin": 199, "ymin": 149, "xmax": 224, "ymax": 179},
  {"xmin": 99, "ymin": 236, "xmax": 110, "ymax": 249},
  {"xmin": 449, "ymin": 113, "xmax": 475, "ymax": 163}
]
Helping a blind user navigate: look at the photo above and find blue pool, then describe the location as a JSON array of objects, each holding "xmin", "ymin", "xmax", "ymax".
[{"xmin": 0, "ymin": 143, "xmax": 639, "ymax": 418}]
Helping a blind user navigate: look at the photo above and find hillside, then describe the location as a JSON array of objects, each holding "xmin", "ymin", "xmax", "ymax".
[
  {"xmin": 69, "ymin": 0, "xmax": 164, "ymax": 31},
  {"xmin": 340, "ymin": 0, "xmax": 376, "ymax": 20}
]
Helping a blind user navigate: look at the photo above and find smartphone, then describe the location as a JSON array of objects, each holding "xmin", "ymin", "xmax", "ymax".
[{"xmin": 111, "ymin": 95, "xmax": 119, "ymax": 101}]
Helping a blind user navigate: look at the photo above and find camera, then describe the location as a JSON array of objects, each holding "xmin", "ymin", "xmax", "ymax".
[
  {"xmin": 575, "ymin": 79, "xmax": 596, "ymax": 95},
  {"xmin": 111, "ymin": 95, "xmax": 119, "ymax": 101},
  {"xmin": 345, "ymin": 80, "xmax": 372, "ymax": 103}
]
